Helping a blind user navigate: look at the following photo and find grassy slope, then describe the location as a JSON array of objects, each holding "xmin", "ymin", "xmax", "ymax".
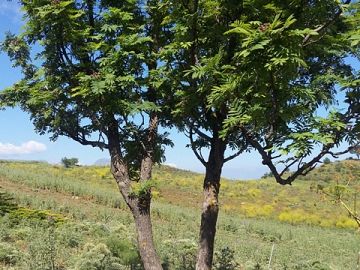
[
  {"xmin": 0, "ymin": 160, "xmax": 359, "ymax": 269},
  {"xmin": 153, "ymin": 161, "xmax": 360, "ymax": 228}
]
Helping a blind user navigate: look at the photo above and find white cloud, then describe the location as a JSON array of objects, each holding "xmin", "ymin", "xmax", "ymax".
[
  {"xmin": 164, "ymin": 163, "xmax": 177, "ymax": 168},
  {"xmin": 0, "ymin": 140, "xmax": 47, "ymax": 155}
]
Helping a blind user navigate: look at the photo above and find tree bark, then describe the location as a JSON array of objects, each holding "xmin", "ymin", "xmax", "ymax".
[
  {"xmin": 133, "ymin": 196, "xmax": 163, "ymax": 270},
  {"xmin": 107, "ymin": 117, "xmax": 163, "ymax": 270},
  {"xmin": 196, "ymin": 139, "xmax": 226, "ymax": 270},
  {"xmin": 134, "ymin": 112, "xmax": 163, "ymax": 270}
]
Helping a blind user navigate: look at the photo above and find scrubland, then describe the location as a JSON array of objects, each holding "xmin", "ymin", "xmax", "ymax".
[{"xmin": 0, "ymin": 160, "xmax": 359, "ymax": 269}]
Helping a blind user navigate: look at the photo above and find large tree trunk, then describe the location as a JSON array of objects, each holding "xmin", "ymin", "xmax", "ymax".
[
  {"xmin": 107, "ymin": 117, "xmax": 163, "ymax": 270},
  {"xmin": 196, "ymin": 139, "xmax": 226, "ymax": 270}
]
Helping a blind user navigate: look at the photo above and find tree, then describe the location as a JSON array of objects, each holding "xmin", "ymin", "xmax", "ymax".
[
  {"xmin": 61, "ymin": 157, "xmax": 79, "ymax": 168},
  {"xmin": 167, "ymin": 0, "xmax": 360, "ymax": 269},
  {"xmin": 0, "ymin": 1, "xmax": 172, "ymax": 269},
  {"xmin": 323, "ymin": 158, "xmax": 331, "ymax": 165}
]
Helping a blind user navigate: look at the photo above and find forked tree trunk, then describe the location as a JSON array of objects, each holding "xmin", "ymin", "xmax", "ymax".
[
  {"xmin": 107, "ymin": 118, "xmax": 163, "ymax": 270},
  {"xmin": 196, "ymin": 139, "xmax": 226, "ymax": 270},
  {"xmin": 110, "ymin": 161, "xmax": 163, "ymax": 270},
  {"xmin": 134, "ymin": 153, "xmax": 163, "ymax": 270},
  {"xmin": 114, "ymin": 179, "xmax": 163, "ymax": 270}
]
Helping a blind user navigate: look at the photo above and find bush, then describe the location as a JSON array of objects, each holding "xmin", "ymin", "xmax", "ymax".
[
  {"xmin": 61, "ymin": 157, "xmax": 79, "ymax": 168},
  {"xmin": 241, "ymin": 204, "xmax": 274, "ymax": 218},
  {"xmin": 9, "ymin": 207, "xmax": 66, "ymax": 224},
  {"xmin": 214, "ymin": 246, "xmax": 238, "ymax": 270},
  {"xmin": 0, "ymin": 191, "xmax": 17, "ymax": 216},
  {"xmin": 75, "ymin": 243, "xmax": 124, "ymax": 270},
  {"xmin": 25, "ymin": 221, "xmax": 60, "ymax": 270},
  {"xmin": 335, "ymin": 217, "xmax": 358, "ymax": 229},
  {"xmin": 278, "ymin": 210, "xmax": 321, "ymax": 225},
  {"xmin": 58, "ymin": 226, "xmax": 83, "ymax": 248},
  {"xmin": 161, "ymin": 239, "xmax": 197, "ymax": 270},
  {"xmin": 261, "ymin": 172, "xmax": 273, "ymax": 179},
  {"xmin": 0, "ymin": 242, "xmax": 20, "ymax": 265},
  {"xmin": 323, "ymin": 157, "xmax": 331, "ymax": 165},
  {"xmin": 106, "ymin": 237, "xmax": 142, "ymax": 268}
]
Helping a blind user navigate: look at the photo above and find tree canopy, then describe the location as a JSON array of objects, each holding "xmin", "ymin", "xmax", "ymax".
[
  {"xmin": 1, "ymin": 0, "xmax": 360, "ymax": 269},
  {"xmin": 170, "ymin": 0, "xmax": 360, "ymax": 185},
  {"xmin": 1, "ymin": 0, "xmax": 172, "ymax": 160},
  {"xmin": 1, "ymin": 0, "xmax": 173, "ymax": 268},
  {"xmin": 164, "ymin": 0, "xmax": 360, "ymax": 268}
]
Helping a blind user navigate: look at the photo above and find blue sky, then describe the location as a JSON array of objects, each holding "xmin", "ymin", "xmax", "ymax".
[{"xmin": 0, "ymin": 1, "xmax": 357, "ymax": 180}]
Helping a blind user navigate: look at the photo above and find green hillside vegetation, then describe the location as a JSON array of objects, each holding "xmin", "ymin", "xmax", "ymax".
[
  {"xmin": 0, "ymin": 160, "xmax": 359, "ymax": 269},
  {"xmin": 299, "ymin": 159, "xmax": 360, "ymax": 183}
]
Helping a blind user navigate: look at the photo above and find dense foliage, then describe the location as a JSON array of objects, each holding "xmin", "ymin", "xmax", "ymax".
[{"xmin": 168, "ymin": 0, "xmax": 360, "ymax": 185}]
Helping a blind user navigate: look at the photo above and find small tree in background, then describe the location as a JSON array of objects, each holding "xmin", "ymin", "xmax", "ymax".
[
  {"xmin": 323, "ymin": 158, "xmax": 331, "ymax": 165},
  {"xmin": 261, "ymin": 172, "xmax": 274, "ymax": 179},
  {"xmin": 61, "ymin": 157, "xmax": 79, "ymax": 168}
]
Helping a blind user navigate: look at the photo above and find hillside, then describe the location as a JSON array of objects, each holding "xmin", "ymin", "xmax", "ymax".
[
  {"xmin": 152, "ymin": 160, "xmax": 360, "ymax": 228},
  {"xmin": 0, "ymin": 160, "xmax": 359, "ymax": 269}
]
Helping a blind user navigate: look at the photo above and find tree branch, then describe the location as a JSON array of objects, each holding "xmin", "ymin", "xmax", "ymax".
[
  {"xmin": 69, "ymin": 133, "xmax": 108, "ymax": 149},
  {"xmin": 193, "ymin": 126, "xmax": 212, "ymax": 141},
  {"xmin": 224, "ymin": 148, "xmax": 244, "ymax": 163},
  {"xmin": 240, "ymin": 126, "xmax": 355, "ymax": 185},
  {"xmin": 302, "ymin": 0, "xmax": 351, "ymax": 46},
  {"xmin": 189, "ymin": 126, "xmax": 207, "ymax": 166}
]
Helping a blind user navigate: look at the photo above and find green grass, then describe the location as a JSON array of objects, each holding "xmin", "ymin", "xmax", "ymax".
[{"xmin": 0, "ymin": 160, "xmax": 359, "ymax": 269}]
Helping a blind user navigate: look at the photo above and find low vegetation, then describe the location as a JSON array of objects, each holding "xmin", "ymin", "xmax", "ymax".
[{"xmin": 0, "ymin": 160, "xmax": 359, "ymax": 269}]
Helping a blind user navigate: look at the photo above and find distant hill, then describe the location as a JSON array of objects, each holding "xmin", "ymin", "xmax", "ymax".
[{"xmin": 93, "ymin": 158, "xmax": 110, "ymax": 166}]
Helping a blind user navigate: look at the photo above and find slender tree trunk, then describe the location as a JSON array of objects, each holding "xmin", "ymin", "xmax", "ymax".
[
  {"xmin": 107, "ymin": 117, "xmax": 163, "ymax": 270},
  {"xmin": 133, "ymin": 196, "xmax": 163, "ymax": 270},
  {"xmin": 196, "ymin": 139, "xmax": 226, "ymax": 270},
  {"xmin": 196, "ymin": 168, "xmax": 221, "ymax": 270}
]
